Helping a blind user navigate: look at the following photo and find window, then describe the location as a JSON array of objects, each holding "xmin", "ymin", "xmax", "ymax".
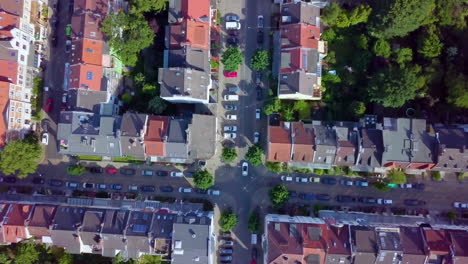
[
  {"xmin": 17, "ymin": 107, "xmax": 22, "ymax": 112},
  {"xmin": 10, "ymin": 106, "xmax": 15, "ymax": 112},
  {"xmin": 17, "ymin": 119, "xmax": 21, "ymax": 124},
  {"xmin": 22, "ymin": 45, "xmax": 26, "ymax": 50},
  {"xmin": 20, "ymin": 55, "xmax": 25, "ymax": 61},
  {"xmin": 15, "ymin": 41, "xmax": 19, "ymax": 47},
  {"xmin": 86, "ymin": 48, "xmax": 93, "ymax": 53},
  {"xmin": 25, "ymin": 109, "xmax": 29, "ymax": 114},
  {"xmin": 90, "ymin": 32, "xmax": 96, "ymax": 37},
  {"xmin": 86, "ymin": 72, "xmax": 93, "ymax": 80},
  {"xmin": 10, "ymin": 118, "xmax": 14, "ymax": 123}
]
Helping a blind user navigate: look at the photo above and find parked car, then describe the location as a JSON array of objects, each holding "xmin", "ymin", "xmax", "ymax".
[
  {"xmin": 62, "ymin": 92, "xmax": 68, "ymax": 104},
  {"xmin": 281, "ymin": 176, "xmax": 293, "ymax": 182},
  {"xmin": 226, "ymin": 14, "xmax": 240, "ymax": 21},
  {"xmin": 453, "ymin": 202, "xmax": 468, "ymax": 209},
  {"xmin": 254, "ymin": 132, "xmax": 259, "ymax": 143},
  {"xmin": 316, "ymin": 194, "xmax": 331, "ymax": 201},
  {"xmin": 220, "ymin": 256, "xmax": 233, "ymax": 262},
  {"xmin": 45, "ymin": 98, "xmax": 53, "ymax": 112},
  {"xmin": 354, "ymin": 180, "xmax": 369, "ymax": 187},
  {"xmin": 159, "ymin": 186, "xmax": 174, "ymax": 192},
  {"xmin": 49, "ymin": 179, "xmax": 63, "ymax": 187},
  {"xmin": 255, "ymin": 72, "xmax": 262, "ymax": 85},
  {"xmin": 299, "ymin": 193, "xmax": 314, "ymax": 200},
  {"xmin": 141, "ymin": 170, "xmax": 154, "ymax": 176},
  {"xmin": 88, "ymin": 167, "xmax": 103, "ymax": 174},
  {"xmin": 227, "ymin": 29, "xmax": 239, "ymax": 36},
  {"xmin": 120, "ymin": 168, "xmax": 136, "ymax": 176},
  {"xmin": 309, "ymin": 177, "xmax": 320, "ymax": 183},
  {"xmin": 156, "ymin": 171, "xmax": 168, "ymax": 177},
  {"xmin": 321, "ymin": 178, "xmax": 337, "ymax": 185},
  {"xmin": 220, "ymin": 248, "xmax": 233, "ymax": 255},
  {"xmin": 358, "ymin": 197, "xmax": 377, "ymax": 204},
  {"xmin": 170, "ymin": 171, "xmax": 183, "ymax": 177},
  {"xmin": 83, "ymin": 183, "xmax": 95, "ymax": 189},
  {"xmin": 41, "ymin": 133, "xmax": 49, "ymax": 145},
  {"xmin": 97, "ymin": 184, "xmax": 106, "ymax": 190},
  {"xmin": 105, "ymin": 168, "xmax": 118, "ymax": 174},
  {"xmin": 65, "ymin": 40, "xmax": 71, "ymax": 53},
  {"xmin": 257, "ymin": 15, "xmax": 264, "ymax": 28},
  {"xmin": 337, "ymin": 196, "xmax": 356, "ymax": 203},
  {"xmin": 223, "ymin": 94, "xmax": 239, "ymax": 101},
  {"xmin": 224, "ymin": 71, "xmax": 238, "ymax": 78},
  {"xmin": 252, "ymin": 247, "xmax": 258, "ymax": 261},
  {"xmin": 208, "ymin": 189, "xmax": 221, "ymax": 196},
  {"xmin": 413, "ymin": 183, "xmax": 425, "ymax": 190},
  {"xmin": 66, "ymin": 182, "xmax": 79, "ymax": 189},
  {"xmin": 227, "ymin": 85, "xmax": 239, "ymax": 93},
  {"xmin": 128, "ymin": 185, "xmax": 138, "ymax": 191},
  {"xmin": 242, "ymin": 161, "xmax": 248, "ymax": 176},
  {"xmin": 257, "ymin": 31, "xmax": 263, "ymax": 44},
  {"xmin": 256, "ymin": 87, "xmax": 263, "ymax": 101},
  {"xmin": 296, "ymin": 177, "xmax": 308, "ymax": 183},
  {"xmin": 32, "ymin": 177, "xmax": 45, "ymax": 184},
  {"xmin": 224, "ymin": 126, "xmax": 238, "ymax": 132},
  {"xmin": 255, "ymin": 109, "xmax": 260, "ymax": 119},
  {"xmin": 289, "ymin": 191, "xmax": 297, "ymax": 198},
  {"xmin": 404, "ymin": 199, "xmax": 425, "ymax": 206},
  {"xmin": 227, "ymin": 37, "xmax": 239, "ymax": 46},
  {"xmin": 140, "ymin": 185, "xmax": 156, "ymax": 192},
  {"xmin": 400, "ymin": 183, "xmax": 413, "ymax": 188},
  {"xmin": 220, "ymin": 239, "xmax": 234, "ymax": 246},
  {"xmin": 110, "ymin": 184, "xmax": 122, "ymax": 190},
  {"xmin": 226, "ymin": 114, "xmax": 237, "ymax": 120},
  {"xmin": 185, "ymin": 171, "xmax": 194, "ymax": 178},
  {"xmin": 195, "ymin": 188, "xmax": 208, "ymax": 194},
  {"xmin": 178, "ymin": 187, "xmax": 192, "ymax": 193},
  {"xmin": 377, "ymin": 199, "xmax": 393, "ymax": 205},
  {"xmin": 224, "ymin": 104, "xmax": 238, "ymax": 111},
  {"xmin": 340, "ymin": 179, "xmax": 353, "ymax": 186}
]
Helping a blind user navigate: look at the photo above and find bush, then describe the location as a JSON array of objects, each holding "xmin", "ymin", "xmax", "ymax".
[
  {"xmin": 220, "ymin": 210, "xmax": 238, "ymax": 232},
  {"xmin": 76, "ymin": 155, "xmax": 103, "ymax": 161},
  {"xmin": 67, "ymin": 164, "xmax": 86, "ymax": 176},
  {"xmin": 386, "ymin": 169, "xmax": 407, "ymax": 184},
  {"xmin": 314, "ymin": 168, "xmax": 324, "ymax": 175},
  {"xmin": 431, "ymin": 171, "xmax": 442, "ymax": 181},
  {"xmin": 193, "ymin": 170, "xmax": 214, "ymax": 190},
  {"xmin": 245, "ymin": 145, "xmax": 263, "ymax": 166},
  {"xmin": 447, "ymin": 211, "xmax": 457, "ymax": 221},
  {"xmin": 292, "ymin": 167, "xmax": 311, "ymax": 174},
  {"xmin": 269, "ymin": 185, "xmax": 289, "ymax": 206},
  {"xmin": 458, "ymin": 173, "xmax": 467, "ymax": 181},
  {"xmin": 248, "ymin": 211, "xmax": 260, "ymax": 233},
  {"xmin": 266, "ymin": 162, "xmax": 282, "ymax": 173},
  {"xmin": 121, "ymin": 93, "xmax": 132, "ymax": 104},
  {"xmin": 372, "ymin": 181, "xmax": 390, "ymax": 192},
  {"xmin": 221, "ymin": 147, "xmax": 237, "ymax": 163},
  {"xmin": 112, "ymin": 156, "xmax": 137, "ymax": 163},
  {"xmin": 210, "ymin": 59, "xmax": 219, "ymax": 69}
]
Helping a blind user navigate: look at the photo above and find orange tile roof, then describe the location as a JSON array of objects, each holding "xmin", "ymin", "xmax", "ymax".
[
  {"xmin": 182, "ymin": 0, "xmax": 210, "ymax": 21},
  {"xmin": 281, "ymin": 23, "xmax": 320, "ymax": 49},
  {"xmin": 69, "ymin": 64, "xmax": 103, "ymax": 91},
  {"xmin": 268, "ymin": 123, "xmax": 292, "ymax": 162},
  {"xmin": 0, "ymin": 11, "xmax": 19, "ymax": 38},
  {"xmin": 291, "ymin": 122, "xmax": 314, "ymax": 162},
  {"xmin": 0, "ymin": 60, "xmax": 18, "ymax": 84},
  {"xmin": 0, "ymin": 81, "xmax": 9, "ymax": 146},
  {"xmin": 144, "ymin": 116, "xmax": 169, "ymax": 156},
  {"xmin": 423, "ymin": 228, "xmax": 450, "ymax": 255},
  {"xmin": 2, "ymin": 204, "xmax": 32, "ymax": 243},
  {"xmin": 186, "ymin": 20, "xmax": 209, "ymax": 50},
  {"xmin": 71, "ymin": 39, "xmax": 103, "ymax": 66}
]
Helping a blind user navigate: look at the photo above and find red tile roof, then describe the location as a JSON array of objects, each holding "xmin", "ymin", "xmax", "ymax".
[
  {"xmin": 170, "ymin": 20, "xmax": 210, "ymax": 50},
  {"xmin": 280, "ymin": 48, "xmax": 301, "ymax": 73},
  {"xmin": 0, "ymin": 81, "xmax": 9, "ymax": 146},
  {"xmin": 267, "ymin": 222, "xmax": 304, "ymax": 263},
  {"xmin": 326, "ymin": 225, "xmax": 351, "ymax": 256},
  {"xmin": 73, "ymin": 0, "xmax": 108, "ymax": 16},
  {"xmin": 423, "ymin": 228, "xmax": 450, "ymax": 255},
  {"xmin": 2, "ymin": 204, "xmax": 33, "ymax": 243},
  {"xmin": 144, "ymin": 116, "xmax": 169, "ymax": 156},
  {"xmin": 0, "ymin": 2, "xmax": 24, "ymax": 18},
  {"xmin": 71, "ymin": 13, "xmax": 106, "ymax": 41},
  {"xmin": 291, "ymin": 122, "xmax": 314, "ymax": 162},
  {"xmin": 71, "ymin": 39, "xmax": 103, "ymax": 66},
  {"xmin": 0, "ymin": 60, "xmax": 18, "ymax": 84},
  {"xmin": 0, "ymin": 11, "xmax": 19, "ymax": 38},
  {"xmin": 182, "ymin": 0, "xmax": 210, "ymax": 22},
  {"xmin": 268, "ymin": 123, "xmax": 292, "ymax": 162},
  {"xmin": 26, "ymin": 205, "xmax": 57, "ymax": 238},
  {"xmin": 0, "ymin": 204, "xmax": 10, "ymax": 244},
  {"xmin": 281, "ymin": 23, "xmax": 320, "ymax": 49},
  {"xmin": 69, "ymin": 63, "xmax": 103, "ymax": 91}
]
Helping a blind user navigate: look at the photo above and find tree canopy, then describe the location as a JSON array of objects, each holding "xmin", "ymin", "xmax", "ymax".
[
  {"xmin": 130, "ymin": 0, "xmax": 168, "ymax": 14},
  {"xmin": 0, "ymin": 137, "xmax": 41, "ymax": 178},
  {"xmin": 101, "ymin": 11, "xmax": 154, "ymax": 66},
  {"xmin": 322, "ymin": 3, "xmax": 371, "ymax": 27},
  {"xmin": 245, "ymin": 145, "xmax": 263, "ymax": 166},
  {"xmin": 269, "ymin": 184, "xmax": 289, "ymax": 206},
  {"xmin": 220, "ymin": 211, "xmax": 238, "ymax": 232},
  {"xmin": 147, "ymin": 96, "xmax": 168, "ymax": 114},
  {"xmin": 368, "ymin": 67, "xmax": 418, "ymax": 108},
  {"xmin": 369, "ymin": 0, "xmax": 436, "ymax": 39},
  {"xmin": 372, "ymin": 39, "xmax": 391, "ymax": 58},
  {"xmin": 251, "ymin": 50, "xmax": 269, "ymax": 71},
  {"xmin": 193, "ymin": 170, "xmax": 214, "ymax": 190},
  {"xmin": 221, "ymin": 147, "xmax": 237, "ymax": 163},
  {"xmin": 386, "ymin": 169, "xmax": 407, "ymax": 184},
  {"xmin": 248, "ymin": 211, "xmax": 260, "ymax": 233},
  {"xmin": 15, "ymin": 243, "xmax": 41, "ymax": 264},
  {"xmin": 393, "ymin": 48, "xmax": 413, "ymax": 66},
  {"xmin": 221, "ymin": 47, "xmax": 243, "ymax": 72},
  {"xmin": 349, "ymin": 101, "xmax": 366, "ymax": 118},
  {"xmin": 446, "ymin": 72, "xmax": 468, "ymax": 108},
  {"xmin": 417, "ymin": 25, "xmax": 443, "ymax": 59}
]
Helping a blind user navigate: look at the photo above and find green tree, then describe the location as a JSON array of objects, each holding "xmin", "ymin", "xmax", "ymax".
[
  {"xmin": 0, "ymin": 138, "xmax": 41, "ymax": 178},
  {"xmin": 269, "ymin": 184, "xmax": 289, "ymax": 206},
  {"xmin": 220, "ymin": 211, "xmax": 238, "ymax": 232},
  {"xmin": 447, "ymin": 211, "xmax": 457, "ymax": 221},
  {"xmin": 354, "ymin": 34, "xmax": 369, "ymax": 49},
  {"xmin": 373, "ymin": 39, "xmax": 391, "ymax": 58},
  {"xmin": 372, "ymin": 181, "xmax": 391, "ymax": 192},
  {"xmin": 321, "ymin": 28, "xmax": 336, "ymax": 42},
  {"xmin": 0, "ymin": 253, "xmax": 11, "ymax": 264},
  {"xmin": 281, "ymin": 104, "xmax": 295, "ymax": 121},
  {"xmin": 221, "ymin": 47, "xmax": 243, "ymax": 72},
  {"xmin": 293, "ymin": 100, "xmax": 311, "ymax": 120},
  {"xmin": 348, "ymin": 5, "xmax": 372, "ymax": 25},
  {"xmin": 130, "ymin": 0, "xmax": 168, "ymax": 14},
  {"xmin": 101, "ymin": 11, "xmax": 154, "ymax": 66},
  {"xmin": 245, "ymin": 145, "xmax": 263, "ymax": 166},
  {"xmin": 417, "ymin": 25, "xmax": 443, "ymax": 59},
  {"xmin": 15, "ymin": 243, "xmax": 41, "ymax": 264},
  {"xmin": 322, "ymin": 3, "xmax": 371, "ymax": 27},
  {"xmin": 266, "ymin": 162, "xmax": 282, "ymax": 173},
  {"xmin": 147, "ymin": 96, "xmax": 167, "ymax": 114},
  {"xmin": 446, "ymin": 73, "xmax": 468, "ymax": 108},
  {"xmin": 67, "ymin": 164, "xmax": 86, "ymax": 176},
  {"xmin": 58, "ymin": 253, "xmax": 73, "ymax": 264},
  {"xmin": 193, "ymin": 170, "xmax": 214, "ymax": 190},
  {"xmin": 263, "ymin": 98, "xmax": 282, "ymax": 115},
  {"xmin": 393, "ymin": 48, "xmax": 413, "ymax": 66},
  {"xmin": 368, "ymin": 67, "xmax": 418, "ymax": 108},
  {"xmin": 322, "ymin": 3, "xmax": 344, "ymax": 26},
  {"xmin": 121, "ymin": 93, "xmax": 132, "ymax": 104},
  {"xmin": 251, "ymin": 50, "xmax": 270, "ymax": 71},
  {"xmin": 369, "ymin": 0, "xmax": 436, "ymax": 39},
  {"xmin": 435, "ymin": 0, "xmax": 468, "ymax": 29},
  {"xmin": 142, "ymin": 83, "xmax": 157, "ymax": 94},
  {"xmin": 349, "ymin": 101, "xmax": 366, "ymax": 118},
  {"xmin": 432, "ymin": 171, "xmax": 443, "ymax": 181},
  {"xmin": 350, "ymin": 50, "xmax": 372, "ymax": 72},
  {"xmin": 139, "ymin": 255, "xmax": 163, "ymax": 264},
  {"xmin": 386, "ymin": 169, "xmax": 407, "ymax": 184},
  {"xmin": 221, "ymin": 147, "xmax": 237, "ymax": 162},
  {"xmin": 248, "ymin": 211, "xmax": 260, "ymax": 233}
]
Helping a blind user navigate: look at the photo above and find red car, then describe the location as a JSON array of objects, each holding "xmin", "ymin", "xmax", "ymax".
[
  {"xmin": 105, "ymin": 168, "xmax": 118, "ymax": 174},
  {"xmin": 224, "ymin": 71, "xmax": 238, "ymax": 78},
  {"xmin": 45, "ymin": 98, "xmax": 52, "ymax": 112}
]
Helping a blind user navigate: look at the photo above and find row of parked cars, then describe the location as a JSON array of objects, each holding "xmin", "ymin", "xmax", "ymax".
[
  {"xmin": 83, "ymin": 166, "xmax": 190, "ymax": 177},
  {"xmin": 219, "ymin": 231, "xmax": 234, "ymax": 263}
]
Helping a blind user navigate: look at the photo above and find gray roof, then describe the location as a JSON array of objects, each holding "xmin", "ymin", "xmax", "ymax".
[
  {"xmin": 0, "ymin": 42, "xmax": 18, "ymax": 63},
  {"xmin": 188, "ymin": 114, "xmax": 216, "ymax": 160},
  {"xmin": 50, "ymin": 206, "xmax": 86, "ymax": 254},
  {"xmin": 352, "ymin": 227, "xmax": 377, "ymax": 264},
  {"xmin": 434, "ymin": 128, "xmax": 468, "ymax": 172},
  {"xmin": 168, "ymin": 0, "xmax": 182, "ymax": 23},
  {"xmin": 80, "ymin": 210, "xmax": 105, "ymax": 251},
  {"xmin": 68, "ymin": 89, "xmax": 108, "ymax": 113},
  {"xmin": 151, "ymin": 213, "xmax": 177, "ymax": 255},
  {"xmin": 125, "ymin": 211, "xmax": 153, "ymax": 258},
  {"xmin": 375, "ymin": 230, "xmax": 402, "ymax": 264},
  {"xmin": 101, "ymin": 210, "xmax": 129, "ymax": 258},
  {"xmin": 165, "ymin": 119, "xmax": 189, "ymax": 158},
  {"xmin": 159, "ymin": 67, "xmax": 210, "ymax": 102},
  {"xmin": 334, "ymin": 126, "xmax": 358, "ymax": 166},
  {"xmin": 120, "ymin": 113, "xmax": 147, "ymax": 159},
  {"xmin": 355, "ymin": 129, "xmax": 384, "ymax": 170},
  {"xmin": 382, "ymin": 118, "xmax": 436, "ymax": 165},
  {"xmin": 169, "ymin": 46, "xmax": 210, "ymax": 73},
  {"xmin": 312, "ymin": 124, "xmax": 336, "ymax": 165},
  {"xmin": 57, "ymin": 111, "xmax": 122, "ymax": 157},
  {"xmin": 172, "ymin": 219, "xmax": 211, "ymax": 264},
  {"xmin": 281, "ymin": 1, "xmax": 322, "ymax": 26},
  {"xmin": 280, "ymin": 49, "xmax": 319, "ymax": 73},
  {"xmin": 279, "ymin": 71, "xmax": 319, "ymax": 97}
]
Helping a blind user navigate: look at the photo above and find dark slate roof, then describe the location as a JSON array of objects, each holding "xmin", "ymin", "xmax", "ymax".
[
  {"xmin": 50, "ymin": 206, "xmax": 86, "ymax": 254},
  {"xmin": 172, "ymin": 215, "xmax": 211, "ymax": 264},
  {"xmin": 281, "ymin": 1, "xmax": 321, "ymax": 26},
  {"xmin": 80, "ymin": 210, "xmax": 105, "ymax": 249},
  {"xmin": 68, "ymin": 89, "xmax": 108, "ymax": 113},
  {"xmin": 168, "ymin": 46, "xmax": 209, "ymax": 73},
  {"xmin": 158, "ymin": 67, "xmax": 210, "ymax": 102},
  {"xmin": 400, "ymin": 227, "xmax": 428, "ymax": 264},
  {"xmin": 312, "ymin": 123, "xmax": 336, "ymax": 165},
  {"xmin": 279, "ymin": 71, "xmax": 319, "ymax": 97},
  {"xmin": 168, "ymin": 0, "xmax": 182, "ymax": 23},
  {"xmin": 434, "ymin": 128, "xmax": 468, "ymax": 172},
  {"xmin": 101, "ymin": 210, "xmax": 129, "ymax": 258},
  {"xmin": 352, "ymin": 227, "xmax": 377, "ymax": 264},
  {"xmin": 126, "ymin": 211, "xmax": 153, "ymax": 258}
]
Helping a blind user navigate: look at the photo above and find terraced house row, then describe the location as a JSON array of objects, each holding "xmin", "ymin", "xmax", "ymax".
[
  {"xmin": 0, "ymin": 201, "xmax": 214, "ymax": 262},
  {"xmin": 265, "ymin": 213, "xmax": 468, "ymax": 264},
  {"xmin": 0, "ymin": 0, "xmax": 50, "ymax": 146},
  {"xmin": 268, "ymin": 115, "xmax": 468, "ymax": 173}
]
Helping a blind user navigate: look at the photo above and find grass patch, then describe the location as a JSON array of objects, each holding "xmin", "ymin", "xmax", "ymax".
[
  {"xmin": 112, "ymin": 156, "xmax": 136, "ymax": 163},
  {"xmin": 67, "ymin": 164, "xmax": 86, "ymax": 176},
  {"xmin": 76, "ymin": 155, "xmax": 102, "ymax": 161}
]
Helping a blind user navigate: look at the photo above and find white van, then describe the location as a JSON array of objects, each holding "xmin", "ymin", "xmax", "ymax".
[
  {"xmin": 223, "ymin": 94, "xmax": 239, "ymax": 101},
  {"xmin": 226, "ymin": 114, "xmax": 237, "ymax": 120},
  {"xmin": 226, "ymin": 21, "xmax": 241, "ymax": 30}
]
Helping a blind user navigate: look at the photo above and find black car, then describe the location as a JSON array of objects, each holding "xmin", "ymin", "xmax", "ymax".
[
  {"xmin": 195, "ymin": 188, "xmax": 208, "ymax": 194},
  {"xmin": 88, "ymin": 167, "xmax": 103, "ymax": 174},
  {"xmin": 336, "ymin": 195, "xmax": 356, "ymax": 203},
  {"xmin": 228, "ymin": 30, "xmax": 239, "ymax": 36},
  {"xmin": 299, "ymin": 193, "xmax": 314, "ymax": 200},
  {"xmin": 185, "ymin": 172, "xmax": 194, "ymax": 178},
  {"xmin": 49, "ymin": 179, "xmax": 63, "ymax": 187},
  {"xmin": 413, "ymin": 183, "xmax": 425, "ymax": 190},
  {"xmin": 32, "ymin": 177, "xmax": 45, "ymax": 184},
  {"xmin": 256, "ymin": 87, "xmax": 263, "ymax": 101},
  {"xmin": 257, "ymin": 31, "xmax": 264, "ymax": 44},
  {"xmin": 358, "ymin": 197, "xmax": 377, "ymax": 204},
  {"xmin": 404, "ymin": 199, "xmax": 426, "ymax": 206},
  {"xmin": 156, "ymin": 171, "xmax": 168, "ymax": 177},
  {"xmin": 141, "ymin": 185, "xmax": 156, "ymax": 192},
  {"xmin": 119, "ymin": 168, "xmax": 136, "ymax": 176},
  {"xmin": 289, "ymin": 191, "xmax": 297, "ymax": 198},
  {"xmin": 4, "ymin": 177, "xmax": 16, "ymax": 183},
  {"xmin": 252, "ymin": 247, "xmax": 258, "ymax": 261},
  {"xmin": 110, "ymin": 184, "xmax": 122, "ymax": 190},
  {"xmin": 316, "ymin": 194, "xmax": 331, "ymax": 201},
  {"xmin": 159, "ymin": 186, "xmax": 174, "ymax": 192},
  {"xmin": 321, "ymin": 178, "xmax": 337, "ymax": 185},
  {"xmin": 227, "ymin": 37, "xmax": 239, "ymax": 46}
]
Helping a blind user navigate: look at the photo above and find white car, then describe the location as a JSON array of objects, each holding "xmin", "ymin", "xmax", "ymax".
[
  {"xmin": 255, "ymin": 109, "xmax": 260, "ymax": 119},
  {"xmin": 226, "ymin": 114, "xmax": 237, "ymax": 120},
  {"xmin": 309, "ymin": 177, "xmax": 320, "ymax": 183},
  {"xmin": 128, "ymin": 185, "xmax": 138, "ymax": 191},
  {"xmin": 62, "ymin": 92, "xmax": 68, "ymax": 103},
  {"xmin": 41, "ymin": 133, "xmax": 49, "ymax": 145},
  {"xmin": 220, "ymin": 239, "xmax": 234, "ymax": 246},
  {"xmin": 296, "ymin": 177, "xmax": 308, "ymax": 183},
  {"xmin": 170, "ymin": 171, "xmax": 183, "ymax": 177},
  {"xmin": 224, "ymin": 126, "xmax": 238, "ymax": 132},
  {"xmin": 208, "ymin": 189, "xmax": 221, "ymax": 196},
  {"xmin": 257, "ymin": 15, "xmax": 264, "ymax": 28},
  {"xmin": 242, "ymin": 161, "xmax": 248, "ymax": 176},
  {"xmin": 281, "ymin": 176, "xmax": 293, "ymax": 182},
  {"xmin": 377, "ymin": 199, "xmax": 393, "ymax": 205},
  {"xmin": 178, "ymin": 187, "xmax": 192, "ymax": 193},
  {"xmin": 224, "ymin": 133, "xmax": 237, "ymax": 139},
  {"xmin": 454, "ymin": 202, "xmax": 468, "ymax": 209},
  {"xmin": 254, "ymin": 132, "xmax": 259, "ymax": 143},
  {"xmin": 399, "ymin": 183, "xmax": 413, "ymax": 188}
]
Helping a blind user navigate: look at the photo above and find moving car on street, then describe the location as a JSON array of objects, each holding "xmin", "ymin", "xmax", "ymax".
[{"xmin": 242, "ymin": 161, "xmax": 248, "ymax": 176}]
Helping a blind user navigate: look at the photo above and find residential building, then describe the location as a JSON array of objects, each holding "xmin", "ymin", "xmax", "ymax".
[
  {"xmin": 165, "ymin": 118, "xmax": 189, "ymax": 162},
  {"xmin": 449, "ymin": 230, "xmax": 468, "ymax": 264},
  {"xmin": 144, "ymin": 115, "xmax": 169, "ymax": 161},
  {"xmin": 290, "ymin": 122, "xmax": 315, "ymax": 164},
  {"xmin": 351, "ymin": 226, "xmax": 377, "ymax": 264},
  {"xmin": 100, "ymin": 210, "xmax": 129, "ymax": 258},
  {"xmin": 50, "ymin": 206, "xmax": 86, "ymax": 254},
  {"xmin": 334, "ymin": 124, "xmax": 359, "ymax": 167},
  {"xmin": 187, "ymin": 114, "xmax": 217, "ymax": 160},
  {"xmin": 1, "ymin": 204, "xmax": 33, "ymax": 243},
  {"xmin": 125, "ymin": 211, "xmax": 153, "ymax": 258},
  {"xmin": 421, "ymin": 227, "xmax": 451, "ymax": 264},
  {"xmin": 158, "ymin": 67, "xmax": 211, "ymax": 104},
  {"xmin": 26, "ymin": 204, "xmax": 57, "ymax": 242},
  {"xmin": 0, "ymin": 81, "xmax": 10, "ymax": 146},
  {"xmin": 353, "ymin": 128, "xmax": 384, "ymax": 172},
  {"xmin": 324, "ymin": 225, "xmax": 351, "ymax": 264},
  {"xmin": 382, "ymin": 118, "xmax": 436, "ymax": 171},
  {"xmin": 151, "ymin": 213, "xmax": 176, "ymax": 256},
  {"xmin": 67, "ymin": 89, "xmax": 109, "ymax": 113},
  {"xmin": 120, "ymin": 112, "xmax": 147, "ymax": 160},
  {"xmin": 400, "ymin": 227, "xmax": 429, "ymax": 264},
  {"xmin": 168, "ymin": 46, "xmax": 210, "ymax": 73},
  {"xmin": 434, "ymin": 128, "xmax": 468, "ymax": 172},
  {"xmin": 172, "ymin": 215, "xmax": 213, "ymax": 264},
  {"xmin": 312, "ymin": 123, "xmax": 337, "ymax": 169},
  {"xmin": 0, "ymin": 204, "xmax": 10, "ymax": 244},
  {"xmin": 268, "ymin": 121, "xmax": 292, "ymax": 162},
  {"xmin": 374, "ymin": 227, "xmax": 403, "ymax": 264},
  {"xmin": 79, "ymin": 210, "xmax": 105, "ymax": 254}
]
